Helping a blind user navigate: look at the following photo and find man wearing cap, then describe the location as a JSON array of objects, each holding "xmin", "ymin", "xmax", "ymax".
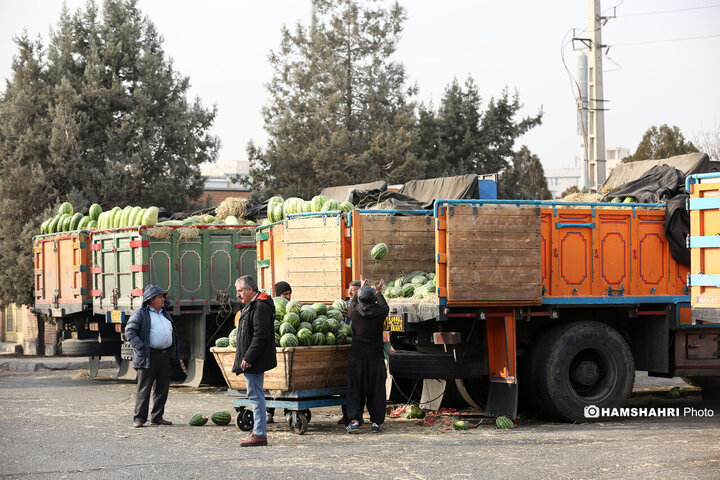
[
  {"xmin": 125, "ymin": 284, "xmax": 178, "ymax": 428},
  {"xmin": 274, "ymin": 281, "xmax": 292, "ymax": 300},
  {"xmin": 345, "ymin": 277, "xmax": 388, "ymax": 433}
]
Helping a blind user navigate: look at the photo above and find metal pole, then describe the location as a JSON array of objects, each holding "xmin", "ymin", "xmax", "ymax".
[{"xmin": 587, "ymin": 0, "xmax": 607, "ymax": 189}]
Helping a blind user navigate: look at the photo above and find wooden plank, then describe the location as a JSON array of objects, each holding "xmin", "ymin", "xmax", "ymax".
[
  {"xmin": 447, "ymin": 236, "xmax": 540, "ymax": 250},
  {"xmin": 360, "ymin": 216, "xmax": 432, "ymax": 229},
  {"xmin": 447, "ymin": 206, "xmax": 538, "ymax": 217},
  {"xmin": 360, "ymin": 246, "xmax": 434, "ymax": 261},
  {"xmin": 447, "ymin": 248, "xmax": 539, "ymax": 261},
  {"xmin": 448, "ymin": 268, "xmax": 540, "ymax": 283},
  {"xmin": 286, "ymin": 271, "xmax": 342, "ymax": 287},
  {"xmin": 284, "ymin": 227, "xmax": 340, "ymax": 242},
  {"xmin": 447, "ymin": 231, "xmax": 540, "ymax": 242},
  {"xmin": 448, "ymin": 284, "xmax": 541, "ymax": 302},
  {"xmin": 291, "ymin": 286, "xmax": 343, "ymax": 303},
  {"xmin": 285, "ymin": 242, "xmax": 341, "ymax": 256},
  {"xmin": 286, "ymin": 256, "xmax": 343, "ymax": 271},
  {"xmin": 360, "ymin": 233, "xmax": 435, "ymax": 246},
  {"xmin": 449, "ymin": 257, "xmax": 540, "ymax": 267},
  {"xmin": 447, "ymin": 222, "xmax": 542, "ymax": 233}
]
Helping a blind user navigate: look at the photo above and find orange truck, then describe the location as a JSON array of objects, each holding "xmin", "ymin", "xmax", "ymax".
[{"xmin": 258, "ymin": 200, "xmax": 720, "ymax": 421}]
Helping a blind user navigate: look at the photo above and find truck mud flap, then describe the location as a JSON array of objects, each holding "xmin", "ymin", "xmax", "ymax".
[
  {"xmin": 116, "ymin": 359, "xmax": 137, "ymax": 381},
  {"xmin": 389, "ymin": 351, "xmax": 487, "ymax": 379}
]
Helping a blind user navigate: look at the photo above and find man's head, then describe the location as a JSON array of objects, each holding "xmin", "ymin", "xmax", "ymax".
[
  {"xmin": 274, "ymin": 281, "xmax": 292, "ymax": 300},
  {"xmin": 347, "ymin": 280, "xmax": 361, "ymax": 299},
  {"xmin": 236, "ymin": 276, "xmax": 259, "ymax": 304},
  {"xmin": 357, "ymin": 285, "xmax": 377, "ymax": 304},
  {"xmin": 143, "ymin": 284, "xmax": 167, "ymax": 311},
  {"xmin": 148, "ymin": 293, "xmax": 166, "ymax": 311}
]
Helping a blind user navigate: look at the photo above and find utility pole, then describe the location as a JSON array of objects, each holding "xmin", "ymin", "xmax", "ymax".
[{"xmin": 587, "ymin": 0, "xmax": 608, "ymax": 189}]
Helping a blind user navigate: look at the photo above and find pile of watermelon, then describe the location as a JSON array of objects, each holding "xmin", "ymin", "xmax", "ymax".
[
  {"xmin": 383, "ymin": 270, "xmax": 437, "ymax": 300},
  {"xmin": 273, "ymin": 297, "xmax": 352, "ymax": 347},
  {"xmin": 266, "ymin": 195, "xmax": 355, "ymax": 223},
  {"xmin": 39, "ymin": 201, "xmax": 163, "ymax": 234}
]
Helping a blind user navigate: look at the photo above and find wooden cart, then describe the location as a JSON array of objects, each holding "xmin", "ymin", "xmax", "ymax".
[{"xmin": 211, "ymin": 345, "xmax": 351, "ymax": 434}]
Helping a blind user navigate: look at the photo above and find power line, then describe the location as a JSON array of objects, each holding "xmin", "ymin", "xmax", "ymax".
[
  {"xmin": 617, "ymin": 4, "xmax": 720, "ymax": 18},
  {"xmin": 612, "ymin": 33, "xmax": 720, "ymax": 47}
]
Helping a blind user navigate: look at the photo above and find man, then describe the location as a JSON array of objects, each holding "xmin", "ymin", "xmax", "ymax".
[
  {"xmin": 232, "ymin": 275, "xmax": 277, "ymax": 447},
  {"xmin": 125, "ymin": 284, "xmax": 178, "ymax": 428},
  {"xmin": 274, "ymin": 281, "xmax": 292, "ymax": 300},
  {"xmin": 338, "ymin": 279, "xmax": 361, "ymax": 425},
  {"xmin": 345, "ymin": 277, "xmax": 389, "ymax": 433}
]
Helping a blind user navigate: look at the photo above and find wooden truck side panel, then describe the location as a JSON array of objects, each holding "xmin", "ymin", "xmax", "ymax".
[{"xmin": 34, "ymin": 231, "xmax": 91, "ymax": 316}]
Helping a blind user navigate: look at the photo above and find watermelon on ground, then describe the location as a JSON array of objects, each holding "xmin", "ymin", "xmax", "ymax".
[
  {"xmin": 189, "ymin": 412, "xmax": 208, "ymax": 426},
  {"xmin": 211, "ymin": 411, "xmax": 232, "ymax": 425}
]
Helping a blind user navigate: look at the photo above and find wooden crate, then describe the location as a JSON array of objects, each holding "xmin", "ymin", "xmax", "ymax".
[{"xmin": 211, "ymin": 345, "xmax": 351, "ymax": 392}]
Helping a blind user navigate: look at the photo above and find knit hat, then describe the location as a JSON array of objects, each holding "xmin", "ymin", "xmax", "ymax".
[{"xmin": 274, "ymin": 281, "xmax": 292, "ymax": 296}]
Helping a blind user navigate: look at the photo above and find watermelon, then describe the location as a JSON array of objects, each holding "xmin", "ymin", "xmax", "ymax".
[
  {"xmin": 271, "ymin": 203, "xmax": 284, "ymax": 223},
  {"xmin": 340, "ymin": 324, "xmax": 352, "ymax": 337},
  {"xmin": 69, "ymin": 212, "xmax": 83, "ymax": 230},
  {"xmin": 273, "ymin": 297, "xmax": 288, "ymax": 316},
  {"xmin": 142, "ymin": 206, "xmax": 159, "ymax": 226},
  {"xmin": 299, "ymin": 307, "xmax": 316, "ymax": 323},
  {"xmin": 285, "ymin": 300, "xmax": 302, "ymax": 315},
  {"xmin": 326, "ymin": 309, "xmax": 343, "ymax": 322},
  {"xmin": 275, "ymin": 333, "xmax": 281, "ymax": 345},
  {"xmin": 495, "ymin": 416, "xmax": 514, "ymax": 429},
  {"xmin": 312, "ymin": 303, "xmax": 327, "ymax": 315},
  {"xmin": 411, "ymin": 275, "xmax": 428, "ymax": 285},
  {"xmin": 370, "ymin": 243, "xmax": 388, "ymax": 260},
  {"xmin": 427, "ymin": 272, "xmax": 436, "ymax": 280},
  {"xmin": 58, "ymin": 202, "xmax": 73, "ymax": 216},
  {"xmin": 283, "ymin": 312, "xmax": 300, "ymax": 330},
  {"xmin": 225, "ymin": 215, "xmax": 239, "ymax": 225},
  {"xmin": 279, "ymin": 322, "xmax": 296, "ymax": 336},
  {"xmin": 401, "ymin": 284, "xmax": 415, "ymax": 297},
  {"xmin": 623, "ymin": 197, "xmax": 636, "ymax": 204},
  {"xmin": 189, "ymin": 412, "xmax": 208, "ymax": 426},
  {"xmin": 77, "ymin": 216, "xmax": 91, "ymax": 229},
  {"xmin": 326, "ymin": 318, "xmax": 340, "ymax": 334},
  {"xmin": 87, "ymin": 220, "xmax": 97, "ymax": 229},
  {"xmin": 120, "ymin": 206, "xmax": 133, "ymax": 226},
  {"xmin": 310, "ymin": 195, "xmax": 328, "ymax": 212},
  {"xmin": 47, "ymin": 216, "xmax": 60, "ymax": 234},
  {"xmin": 321, "ymin": 199, "xmax": 341, "ymax": 212},
  {"xmin": 274, "ymin": 312, "xmax": 283, "ymax": 322},
  {"xmin": 325, "ymin": 332, "xmax": 336, "ymax": 345},
  {"xmin": 335, "ymin": 331, "xmax": 347, "ymax": 345},
  {"xmin": 611, "ymin": 197, "xmax": 622, "ymax": 204},
  {"xmin": 268, "ymin": 195, "xmax": 284, "ymax": 207},
  {"xmin": 60, "ymin": 214, "xmax": 72, "ymax": 232},
  {"xmin": 340, "ymin": 201, "xmax": 354, "ymax": 213},
  {"xmin": 215, "ymin": 337, "xmax": 230, "ymax": 348},
  {"xmin": 127, "ymin": 206, "xmax": 142, "ymax": 226},
  {"xmin": 274, "ymin": 320, "xmax": 281, "ymax": 334},
  {"xmin": 279, "ymin": 333, "xmax": 299, "ymax": 347},
  {"xmin": 40, "ymin": 218, "xmax": 50, "ymax": 234},
  {"xmin": 296, "ymin": 328, "xmax": 313, "ymax": 346},
  {"xmin": 299, "ymin": 321, "xmax": 313, "ymax": 332},
  {"xmin": 312, "ymin": 318, "xmax": 329, "ymax": 334},
  {"xmin": 301, "ymin": 200, "xmax": 313, "ymax": 213},
  {"xmin": 453, "ymin": 421, "xmax": 469, "ymax": 430},
  {"xmin": 210, "ymin": 411, "xmax": 232, "ymax": 425},
  {"xmin": 312, "ymin": 332, "xmax": 325, "ymax": 345},
  {"xmin": 88, "ymin": 203, "xmax": 102, "ymax": 221},
  {"xmin": 332, "ymin": 299, "xmax": 347, "ymax": 312},
  {"xmin": 108, "ymin": 207, "xmax": 121, "ymax": 228},
  {"xmin": 229, "ymin": 328, "xmax": 238, "ymax": 347}
]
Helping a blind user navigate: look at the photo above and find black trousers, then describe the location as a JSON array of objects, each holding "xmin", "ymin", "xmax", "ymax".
[
  {"xmin": 134, "ymin": 349, "xmax": 171, "ymax": 423},
  {"xmin": 346, "ymin": 357, "xmax": 387, "ymax": 425}
]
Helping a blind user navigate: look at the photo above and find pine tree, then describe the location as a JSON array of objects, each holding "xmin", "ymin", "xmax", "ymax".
[
  {"xmin": 622, "ymin": 124, "xmax": 699, "ymax": 163},
  {"xmin": 498, "ymin": 146, "xmax": 552, "ymax": 200},
  {"xmin": 245, "ymin": 0, "xmax": 421, "ymax": 199},
  {"xmin": 0, "ymin": 0, "xmax": 218, "ymax": 306}
]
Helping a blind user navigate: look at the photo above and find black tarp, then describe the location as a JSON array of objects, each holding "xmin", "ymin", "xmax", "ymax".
[
  {"xmin": 665, "ymin": 194, "xmax": 690, "ymax": 266},
  {"xmin": 321, "ymin": 181, "xmax": 388, "ymax": 203},
  {"xmin": 244, "ymin": 199, "xmax": 267, "ymax": 222},
  {"xmin": 602, "ymin": 164, "xmax": 685, "ymax": 203},
  {"xmin": 399, "ymin": 174, "xmax": 479, "ymax": 209},
  {"xmin": 348, "ymin": 189, "xmax": 427, "ymax": 211}
]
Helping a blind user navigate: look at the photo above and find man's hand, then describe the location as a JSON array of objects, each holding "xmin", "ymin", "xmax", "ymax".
[
  {"xmin": 360, "ymin": 275, "xmax": 369, "ymax": 287},
  {"xmin": 240, "ymin": 360, "xmax": 251, "ymax": 370},
  {"xmin": 375, "ymin": 279, "xmax": 385, "ymax": 292}
]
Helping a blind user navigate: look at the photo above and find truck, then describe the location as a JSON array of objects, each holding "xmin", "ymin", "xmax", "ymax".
[
  {"xmin": 256, "ymin": 199, "xmax": 720, "ymax": 421},
  {"xmin": 34, "ymin": 223, "xmax": 256, "ymax": 385}
]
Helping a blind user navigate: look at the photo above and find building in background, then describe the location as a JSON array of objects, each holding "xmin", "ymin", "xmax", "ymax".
[
  {"xmin": 545, "ymin": 146, "xmax": 630, "ymax": 198},
  {"xmin": 200, "ymin": 159, "xmax": 251, "ymax": 207}
]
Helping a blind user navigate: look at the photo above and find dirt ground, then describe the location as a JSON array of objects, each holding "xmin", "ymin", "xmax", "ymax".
[{"xmin": 1, "ymin": 368, "xmax": 719, "ymax": 479}]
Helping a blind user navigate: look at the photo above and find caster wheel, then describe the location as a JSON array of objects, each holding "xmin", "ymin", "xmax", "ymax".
[
  {"xmin": 236, "ymin": 408, "xmax": 254, "ymax": 432},
  {"xmin": 288, "ymin": 411, "xmax": 308, "ymax": 435}
]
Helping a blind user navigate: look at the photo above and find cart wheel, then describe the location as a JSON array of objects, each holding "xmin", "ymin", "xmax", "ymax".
[
  {"xmin": 300, "ymin": 409, "xmax": 311, "ymax": 423},
  {"xmin": 288, "ymin": 411, "xmax": 308, "ymax": 435},
  {"xmin": 237, "ymin": 408, "xmax": 254, "ymax": 432},
  {"xmin": 234, "ymin": 406, "xmax": 243, "ymax": 413}
]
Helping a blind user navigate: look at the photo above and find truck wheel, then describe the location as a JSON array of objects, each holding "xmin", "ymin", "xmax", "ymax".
[
  {"xmin": 519, "ymin": 326, "xmax": 563, "ymax": 419},
  {"xmin": 684, "ymin": 376, "xmax": 720, "ymax": 399},
  {"xmin": 61, "ymin": 339, "xmax": 121, "ymax": 357},
  {"xmin": 534, "ymin": 321, "xmax": 634, "ymax": 422}
]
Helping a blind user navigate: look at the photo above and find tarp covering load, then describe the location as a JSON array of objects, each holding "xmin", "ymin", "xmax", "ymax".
[
  {"xmin": 399, "ymin": 174, "xmax": 479, "ymax": 209},
  {"xmin": 602, "ymin": 152, "xmax": 710, "ymax": 190},
  {"xmin": 348, "ymin": 189, "xmax": 426, "ymax": 211},
  {"xmin": 321, "ymin": 181, "xmax": 388, "ymax": 203},
  {"xmin": 665, "ymin": 194, "xmax": 690, "ymax": 266},
  {"xmin": 602, "ymin": 164, "xmax": 685, "ymax": 204}
]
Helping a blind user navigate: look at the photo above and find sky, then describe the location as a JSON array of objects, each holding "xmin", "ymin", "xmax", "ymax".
[{"xmin": 1, "ymin": 0, "xmax": 719, "ymax": 175}]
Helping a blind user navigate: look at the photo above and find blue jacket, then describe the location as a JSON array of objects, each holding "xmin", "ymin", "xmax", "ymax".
[{"xmin": 125, "ymin": 285, "xmax": 178, "ymax": 369}]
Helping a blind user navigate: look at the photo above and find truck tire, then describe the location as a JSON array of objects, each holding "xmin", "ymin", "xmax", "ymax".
[
  {"xmin": 61, "ymin": 338, "xmax": 121, "ymax": 357},
  {"xmin": 533, "ymin": 321, "xmax": 634, "ymax": 422},
  {"xmin": 519, "ymin": 326, "xmax": 564, "ymax": 419}
]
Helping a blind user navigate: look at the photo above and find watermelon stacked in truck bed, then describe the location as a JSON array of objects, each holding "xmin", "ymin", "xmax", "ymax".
[{"xmin": 265, "ymin": 195, "xmax": 355, "ymax": 223}]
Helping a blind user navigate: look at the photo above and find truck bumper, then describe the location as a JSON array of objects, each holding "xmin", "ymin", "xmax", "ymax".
[{"xmin": 389, "ymin": 351, "xmax": 488, "ymax": 379}]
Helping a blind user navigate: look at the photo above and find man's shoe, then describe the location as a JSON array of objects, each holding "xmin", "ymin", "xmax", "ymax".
[
  {"xmin": 337, "ymin": 416, "xmax": 348, "ymax": 425},
  {"xmin": 345, "ymin": 420, "xmax": 360, "ymax": 433},
  {"xmin": 133, "ymin": 421, "xmax": 144, "ymax": 428},
  {"xmin": 371, "ymin": 422, "xmax": 382, "ymax": 433},
  {"xmin": 151, "ymin": 419, "xmax": 172, "ymax": 426},
  {"xmin": 240, "ymin": 433, "xmax": 268, "ymax": 447},
  {"xmin": 266, "ymin": 412, "xmax": 274, "ymax": 424}
]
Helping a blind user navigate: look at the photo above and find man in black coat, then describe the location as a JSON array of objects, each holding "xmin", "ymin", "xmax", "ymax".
[
  {"xmin": 232, "ymin": 275, "xmax": 277, "ymax": 446},
  {"xmin": 345, "ymin": 278, "xmax": 389, "ymax": 433},
  {"xmin": 125, "ymin": 284, "xmax": 179, "ymax": 428}
]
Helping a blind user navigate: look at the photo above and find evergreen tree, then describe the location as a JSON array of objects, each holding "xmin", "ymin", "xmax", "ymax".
[
  {"xmin": 498, "ymin": 146, "xmax": 552, "ymax": 200},
  {"xmin": 246, "ymin": 0, "xmax": 421, "ymax": 199},
  {"xmin": 0, "ymin": 0, "xmax": 218, "ymax": 306},
  {"xmin": 622, "ymin": 124, "xmax": 698, "ymax": 163}
]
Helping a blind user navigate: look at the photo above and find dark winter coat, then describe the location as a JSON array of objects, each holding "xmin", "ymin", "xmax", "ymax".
[
  {"xmin": 348, "ymin": 292, "xmax": 389, "ymax": 360},
  {"xmin": 232, "ymin": 292, "xmax": 277, "ymax": 375},
  {"xmin": 124, "ymin": 285, "xmax": 178, "ymax": 369}
]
